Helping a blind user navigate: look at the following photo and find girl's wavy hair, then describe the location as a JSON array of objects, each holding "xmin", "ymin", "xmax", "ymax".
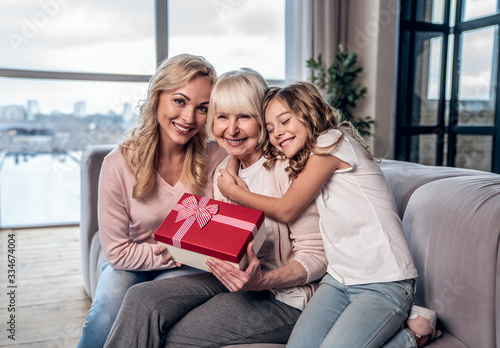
[
  {"xmin": 119, "ymin": 54, "xmax": 217, "ymax": 199},
  {"xmin": 262, "ymin": 81, "xmax": 374, "ymax": 179},
  {"xmin": 207, "ymin": 67, "xmax": 269, "ymax": 148}
]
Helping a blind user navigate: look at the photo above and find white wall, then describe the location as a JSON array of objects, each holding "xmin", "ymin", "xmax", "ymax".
[{"xmin": 344, "ymin": 0, "xmax": 400, "ymax": 158}]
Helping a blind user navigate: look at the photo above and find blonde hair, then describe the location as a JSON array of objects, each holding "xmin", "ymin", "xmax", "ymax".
[
  {"xmin": 207, "ymin": 68, "xmax": 269, "ymax": 148},
  {"xmin": 262, "ymin": 81, "xmax": 373, "ymax": 179},
  {"xmin": 120, "ymin": 54, "xmax": 217, "ymax": 199}
]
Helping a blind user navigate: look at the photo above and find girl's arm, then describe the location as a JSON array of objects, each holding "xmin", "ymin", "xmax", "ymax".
[
  {"xmin": 217, "ymin": 154, "xmax": 349, "ymax": 223},
  {"xmin": 224, "ymin": 155, "xmax": 249, "ymax": 192},
  {"xmin": 207, "ymin": 185, "xmax": 327, "ymax": 291}
]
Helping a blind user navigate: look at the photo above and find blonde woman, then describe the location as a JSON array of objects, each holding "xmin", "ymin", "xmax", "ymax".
[{"xmin": 77, "ymin": 54, "xmax": 226, "ymax": 348}]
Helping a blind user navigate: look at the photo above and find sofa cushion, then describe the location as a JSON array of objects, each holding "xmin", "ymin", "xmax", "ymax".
[{"xmin": 427, "ymin": 331, "xmax": 469, "ymax": 347}]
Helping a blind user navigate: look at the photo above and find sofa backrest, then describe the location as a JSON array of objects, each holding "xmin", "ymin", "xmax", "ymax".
[
  {"xmin": 80, "ymin": 144, "xmax": 116, "ymax": 298},
  {"xmin": 379, "ymin": 160, "xmax": 500, "ymax": 348}
]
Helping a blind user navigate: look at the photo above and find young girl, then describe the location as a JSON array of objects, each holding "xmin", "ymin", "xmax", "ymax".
[{"xmin": 217, "ymin": 81, "xmax": 438, "ymax": 347}]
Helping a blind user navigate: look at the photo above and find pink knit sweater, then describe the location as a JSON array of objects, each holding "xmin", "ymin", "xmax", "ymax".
[{"xmin": 98, "ymin": 141, "xmax": 226, "ymax": 271}]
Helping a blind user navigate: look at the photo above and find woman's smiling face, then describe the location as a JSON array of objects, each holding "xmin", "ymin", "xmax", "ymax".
[
  {"xmin": 157, "ymin": 76, "xmax": 212, "ymax": 148},
  {"xmin": 212, "ymin": 112, "xmax": 262, "ymax": 168}
]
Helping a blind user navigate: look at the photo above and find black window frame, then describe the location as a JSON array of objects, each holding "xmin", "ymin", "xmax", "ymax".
[{"xmin": 395, "ymin": 0, "xmax": 500, "ymax": 173}]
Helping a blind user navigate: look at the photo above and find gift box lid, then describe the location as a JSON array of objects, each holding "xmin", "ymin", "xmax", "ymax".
[{"xmin": 154, "ymin": 193, "xmax": 265, "ymax": 263}]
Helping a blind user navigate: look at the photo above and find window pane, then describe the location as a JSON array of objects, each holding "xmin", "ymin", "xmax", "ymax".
[
  {"xmin": 0, "ymin": 0, "xmax": 155, "ymax": 75},
  {"xmin": 444, "ymin": 34, "xmax": 454, "ymax": 102},
  {"xmin": 427, "ymin": 37, "xmax": 443, "ymax": 100},
  {"xmin": 0, "ymin": 78, "xmax": 147, "ymax": 227},
  {"xmin": 463, "ymin": 0, "xmax": 499, "ymax": 21},
  {"xmin": 168, "ymin": 0, "xmax": 285, "ymax": 80},
  {"xmin": 456, "ymin": 135, "xmax": 492, "ymax": 171},
  {"xmin": 411, "ymin": 0, "xmax": 445, "ymax": 23},
  {"xmin": 409, "ymin": 134, "xmax": 438, "ymax": 165},
  {"xmin": 413, "ymin": 32, "xmax": 444, "ymax": 125},
  {"xmin": 0, "ymin": 152, "xmax": 80, "ymax": 227},
  {"xmin": 450, "ymin": 0, "xmax": 457, "ymax": 26},
  {"xmin": 458, "ymin": 26, "xmax": 497, "ymax": 125},
  {"xmin": 432, "ymin": 0, "xmax": 446, "ymax": 23}
]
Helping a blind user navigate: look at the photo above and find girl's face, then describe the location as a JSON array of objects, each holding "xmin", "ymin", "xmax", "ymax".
[
  {"xmin": 212, "ymin": 112, "xmax": 262, "ymax": 168},
  {"xmin": 265, "ymin": 98, "xmax": 308, "ymax": 158},
  {"xmin": 157, "ymin": 76, "xmax": 212, "ymax": 148}
]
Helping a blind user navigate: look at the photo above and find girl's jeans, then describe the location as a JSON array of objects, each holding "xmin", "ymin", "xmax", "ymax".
[
  {"xmin": 76, "ymin": 260, "xmax": 203, "ymax": 348},
  {"xmin": 287, "ymin": 273, "xmax": 417, "ymax": 348}
]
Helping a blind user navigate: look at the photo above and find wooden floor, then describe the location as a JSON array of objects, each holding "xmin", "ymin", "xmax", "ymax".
[{"xmin": 0, "ymin": 226, "xmax": 91, "ymax": 347}]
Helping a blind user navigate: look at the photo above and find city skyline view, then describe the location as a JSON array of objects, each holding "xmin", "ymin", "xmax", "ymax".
[{"xmin": 0, "ymin": 0, "xmax": 285, "ymax": 115}]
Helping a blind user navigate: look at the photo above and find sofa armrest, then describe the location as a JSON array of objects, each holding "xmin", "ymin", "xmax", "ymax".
[
  {"xmin": 403, "ymin": 174, "xmax": 500, "ymax": 347},
  {"xmin": 80, "ymin": 144, "xmax": 115, "ymax": 298}
]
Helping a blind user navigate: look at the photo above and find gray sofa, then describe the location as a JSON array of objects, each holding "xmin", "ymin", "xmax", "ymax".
[{"xmin": 80, "ymin": 144, "xmax": 500, "ymax": 347}]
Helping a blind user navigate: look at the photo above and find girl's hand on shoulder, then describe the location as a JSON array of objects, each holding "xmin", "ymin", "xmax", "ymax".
[
  {"xmin": 206, "ymin": 242, "xmax": 266, "ymax": 292},
  {"xmin": 217, "ymin": 169, "xmax": 248, "ymax": 200},
  {"xmin": 226, "ymin": 156, "xmax": 240, "ymax": 177}
]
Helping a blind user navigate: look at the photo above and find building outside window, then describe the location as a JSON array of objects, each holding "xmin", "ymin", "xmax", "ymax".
[{"xmin": 0, "ymin": 0, "xmax": 285, "ymax": 228}]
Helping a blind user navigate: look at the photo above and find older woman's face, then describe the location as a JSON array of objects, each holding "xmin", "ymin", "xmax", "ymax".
[{"xmin": 212, "ymin": 112, "xmax": 261, "ymax": 168}]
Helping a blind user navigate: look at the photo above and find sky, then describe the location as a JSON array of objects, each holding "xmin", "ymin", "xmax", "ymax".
[
  {"xmin": 0, "ymin": 0, "xmax": 498, "ymax": 114},
  {"xmin": 426, "ymin": 0, "xmax": 499, "ymax": 100},
  {"xmin": 0, "ymin": 0, "xmax": 285, "ymax": 114}
]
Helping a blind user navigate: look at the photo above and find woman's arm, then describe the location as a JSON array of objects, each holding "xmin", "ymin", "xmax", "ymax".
[
  {"xmin": 206, "ymin": 242, "xmax": 307, "ymax": 292},
  {"xmin": 218, "ymin": 154, "xmax": 348, "ymax": 223},
  {"xmin": 98, "ymin": 153, "xmax": 173, "ymax": 271}
]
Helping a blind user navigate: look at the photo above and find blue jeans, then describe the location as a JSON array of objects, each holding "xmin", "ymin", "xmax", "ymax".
[
  {"xmin": 287, "ymin": 273, "xmax": 417, "ymax": 348},
  {"xmin": 77, "ymin": 261, "xmax": 204, "ymax": 348}
]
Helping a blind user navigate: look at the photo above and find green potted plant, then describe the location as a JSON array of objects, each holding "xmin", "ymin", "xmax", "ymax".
[{"xmin": 307, "ymin": 44, "xmax": 374, "ymax": 137}]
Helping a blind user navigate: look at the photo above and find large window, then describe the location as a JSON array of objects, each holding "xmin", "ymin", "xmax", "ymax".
[
  {"xmin": 0, "ymin": 0, "xmax": 286, "ymax": 228},
  {"xmin": 168, "ymin": 0, "xmax": 285, "ymax": 81},
  {"xmin": 0, "ymin": 0, "xmax": 155, "ymax": 228},
  {"xmin": 395, "ymin": 0, "xmax": 500, "ymax": 173}
]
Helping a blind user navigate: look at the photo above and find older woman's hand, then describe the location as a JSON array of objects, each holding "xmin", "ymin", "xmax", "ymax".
[{"xmin": 206, "ymin": 242, "xmax": 268, "ymax": 292}]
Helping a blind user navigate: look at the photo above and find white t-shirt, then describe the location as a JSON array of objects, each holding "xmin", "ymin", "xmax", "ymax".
[
  {"xmin": 238, "ymin": 156, "xmax": 305, "ymax": 310},
  {"xmin": 314, "ymin": 129, "xmax": 418, "ymax": 285}
]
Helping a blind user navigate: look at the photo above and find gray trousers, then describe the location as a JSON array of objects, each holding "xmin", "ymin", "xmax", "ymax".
[{"xmin": 104, "ymin": 272, "xmax": 301, "ymax": 348}]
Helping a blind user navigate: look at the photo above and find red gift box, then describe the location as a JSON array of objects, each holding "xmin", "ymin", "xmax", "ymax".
[{"xmin": 154, "ymin": 193, "xmax": 266, "ymax": 271}]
